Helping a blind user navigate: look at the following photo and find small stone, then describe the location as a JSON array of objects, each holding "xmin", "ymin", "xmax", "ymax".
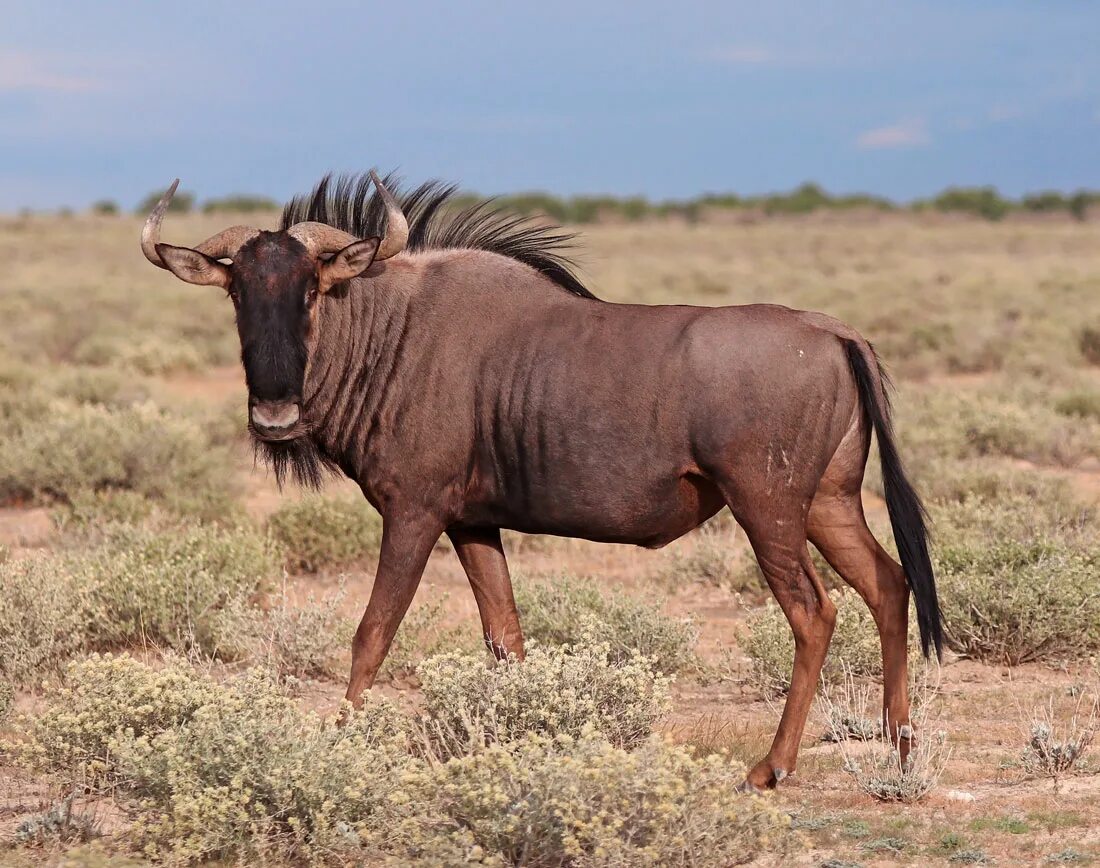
[{"xmin": 945, "ymin": 789, "xmax": 975, "ymax": 802}]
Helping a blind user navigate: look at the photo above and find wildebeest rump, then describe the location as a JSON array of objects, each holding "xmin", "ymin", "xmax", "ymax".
[{"xmin": 142, "ymin": 171, "xmax": 942, "ymax": 791}]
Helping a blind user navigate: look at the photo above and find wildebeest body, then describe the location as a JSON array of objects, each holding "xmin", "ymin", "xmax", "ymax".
[{"xmin": 142, "ymin": 171, "xmax": 941, "ymax": 792}]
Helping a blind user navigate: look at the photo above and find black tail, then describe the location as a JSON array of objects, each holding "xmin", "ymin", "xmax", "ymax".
[{"xmin": 844, "ymin": 340, "xmax": 943, "ymax": 660}]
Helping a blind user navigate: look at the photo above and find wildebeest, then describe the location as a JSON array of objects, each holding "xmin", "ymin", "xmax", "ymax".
[{"xmin": 142, "ymin": 171, "xmax": 942, "ymax": 791}]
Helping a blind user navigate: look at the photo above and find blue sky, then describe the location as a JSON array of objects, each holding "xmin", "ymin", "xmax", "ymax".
[{"xmin": 1, "ymin": 0, "xmax": 1097, "ymax": 210}]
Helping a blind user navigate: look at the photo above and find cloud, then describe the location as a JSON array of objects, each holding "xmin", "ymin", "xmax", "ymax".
[
  {"xmin": 0, "ymin": 50, "xmax": 103, "ymax": 93},
  {"xmin": 855, "ymin": 117, "xmax": 930, "ymax": 150},
  {"xmin": 703, "ymin": 45, "xmax": 776, "ymax": 65}
]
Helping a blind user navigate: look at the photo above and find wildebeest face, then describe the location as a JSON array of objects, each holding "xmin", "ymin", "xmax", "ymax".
[
  {"xmin": 155, "ymin": 230, "xmax": 380, "ymax": 441},
  {"xmin": 142, "ymin": 173, "xmax": 404, "ymax": 484}
]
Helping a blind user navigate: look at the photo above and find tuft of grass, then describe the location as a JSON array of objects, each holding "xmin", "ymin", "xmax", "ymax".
[
  {"xmin": 820, "ymin": 670, "xmax": 949, "ymax": 802},
  {"xmin": 1019, "ymin": 694, "xmax": 1096, "ymax": 789},
  {"xmin": 267, "ymin": 496, "xmax": 382, "ymax": 573},
  {"xmin": 950, "ymin": 850, "xmax": 991, "ymax": 865},
  {"xmin": 514, "ymin": 572, "xmax": 698, "ymax": 674}
]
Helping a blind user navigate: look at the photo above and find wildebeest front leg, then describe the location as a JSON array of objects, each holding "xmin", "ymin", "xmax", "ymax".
[
  {"xmin": 447, "ymin": 527, "xmax": 525, "ymax": 660},
  {"xmin": 344, "ymin": 514, "xmax": 442, "ymax": 707}
]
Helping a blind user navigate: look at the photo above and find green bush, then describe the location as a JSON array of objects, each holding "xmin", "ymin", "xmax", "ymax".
[
  {"xmin": 202, "ymin": 194, "xmax": 279, "ymax": 214},
  {"xmin": 743, "ymin": 591, "xmax": 886, "ymax": 695},
  {"xmin": 427, "ymin": 732, "xmax": 793, "ymax": 865},
  {"xmin": 217, "ymin": 582, "xmax": 353, "ymax": 681},
  {"xmin": 931, "ymin": 186, "xmax": 1012, "ymax": 221},
  {"xmin": 934, "ymin": 492, "xmax": 1100, "ymax": 664},
  {"xmin": 267, "ymin": 496, "xmax": 382, "ymax": 573},
  {"xmin": 135, "ymin": 189, "xmax": 194, "ymax": 214},
  {"xmin": 418, "ymin": 643, "xmax": 672, "ymax": 753},
  {"xmin": 661, "ymin": 524, "xmax": 765, "ymax": 594},
  {"xmin": 0, "ymin": 554, "xmax": 88, "ymax": 687},
  {"xmin": 0, "ymin": 398, "xmax": 238, "ymax": 519},
  {"xmin": 0, "ymin": 522, "xmax": 278, "ymax": 684},
  {"xmin": 514, "ymin": 572, "xmax": 697, "ymax": 674},
  {"xmin": 379, "ymin": 594, "xmax": 471, "ymax": 683},
  {"xmin": 16, "ymin": 654, "xmax": 792, "ymax": 865},
  {"xmin": 77, "ymin": 522, "xmax": 280, "ymax": 655},
  {"xmin": 16, "ymin": 656, "xmax": 414, "ymax": 864}
]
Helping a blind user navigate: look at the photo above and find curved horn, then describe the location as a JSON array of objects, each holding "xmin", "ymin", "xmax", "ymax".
[
  {"xmin": 193, "ymin": 226, "xmax": 261, "ymax": 261},
  {"xmin": 142, "ymin": 178, "xmax": 259, "ymax": 268},
  {"xmin": 286, "ymin": 222, "xmax": 358, "ymax": 258},
  {"xmin": 141, "ymin": 179, "xmax": 180, "ymax": 269},
  {"xmin": 370, "ymin": 170, "xmax": 408, "ymax": 260}
]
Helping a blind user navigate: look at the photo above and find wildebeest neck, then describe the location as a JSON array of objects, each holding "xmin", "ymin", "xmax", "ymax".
[{"xmin": 300, "ymin": 265, "xmax": 414, "ymax": 484}]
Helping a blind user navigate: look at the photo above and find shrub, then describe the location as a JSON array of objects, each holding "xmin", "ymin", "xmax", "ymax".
[
  {"xmin": 379, "ymin": 593, "xmax": 470, "ymax": 683},
  {"xmin": 267, "ymin": 496, "xmax": 382, "ymax": 572},
  {"xmin": 17, "ymin": 655, "xmax": 794, "ymax": 865},
  {"xmin": 202, "ymin": 194, "xmax": 280, "ymax": 213},
  {"xmin": 1055, "ymin": 390, "xmax": 1100, "ymax": 420},
  {"xmin": 16, "ymin": 656, "xmax": 416, "ymax": 864},
  {"xmin": 14, "ymin": 796, "xmax": 100, "ymax": 846},
  {"xmin": 1079, "ymin": 326, "xmax": 1100, "ymax": 366},
  {"xmin": 0, "ymin": 522, "xmax": 278, "ymax": 684},
  {"xmin": 931, "ymin": 186, "xmax": 1011, "ymax": 221},
  {"xmin": 77, "ymin": 522, "xmax": 280, "ymax": 655},
  {"xmin": 514, "ymin": 572, "xmax": 698, "ymax": 674},
  {"xmin": 425, "ymin": 732, "xmax": 794, "ymax": 866},
  {"xmin": 0, "ymin": 678, "xmax": 13, "ymax": 722},
  {"xmin": 135, "ymin": 188, "xmax": 194, "ymax": 214},
  {"xmin": 0, "ymin": 399, "xmax": 238, "ymax": 519},
  {"xmin": 71, "ymin": 334, "xmax": 206, "ymax": 375},
  {"xmin": 16, "ymin": 655, "xmax": 226, "ymax": 787},
  {"xmin": 217, "ymin": 581, "xmax": 353, "ymax": 681},
  {"xmin": 0, "ymin": 554, "xmax": 88, "ymax": 687},
  {"xmin": 934, "ymin": 492, "xmax": 1100, "ymax": 663},
  {"xmin": 417, "ymin": 643, "xmax": 672, "ymax": 753},
  {"xmin": 662, "ymin": 523, "xmax": 764, "ymax": 593},
  {"xmin": 743, "ymin": 591, "xmax": 885, "ymax": 695}
]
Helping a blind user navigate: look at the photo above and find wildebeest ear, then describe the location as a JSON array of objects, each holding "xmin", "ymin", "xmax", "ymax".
[
  {"xmin": 155, "ymin": 243, "xmax": 231, "ymax": 288},
  {"xmin": 319, "ymin": 237, "xmax": 381, "ymax": 292}
]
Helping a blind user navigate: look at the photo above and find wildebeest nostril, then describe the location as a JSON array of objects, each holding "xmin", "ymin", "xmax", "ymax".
[{"xmin": 250, "ymin": 401, "xmax": 301, "ymax": 431}]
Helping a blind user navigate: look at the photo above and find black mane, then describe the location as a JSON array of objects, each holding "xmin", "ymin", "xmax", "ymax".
[{"xmin": 281, "ymin": 172, "xmax": 596, "ymax": 299}]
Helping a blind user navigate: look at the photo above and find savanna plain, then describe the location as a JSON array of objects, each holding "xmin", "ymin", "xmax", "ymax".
[{"xmin": 3, "ymin": 208, "xmax": 1100, "ymax": 866}]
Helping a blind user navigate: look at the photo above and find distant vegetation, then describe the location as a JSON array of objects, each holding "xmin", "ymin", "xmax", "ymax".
[
  {"xmin": 484, "ymin": 183, "xmax": 1100, "ymax": 224},
  {"xmin": 71, "ymin": 182, "xmax": 1100, "ymax": 223}
]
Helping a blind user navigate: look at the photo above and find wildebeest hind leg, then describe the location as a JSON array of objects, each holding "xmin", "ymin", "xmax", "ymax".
[
  {"xmin": 736, "ymin": 509, "xmax": 837, "ymax": 790},
  {"xmin": 447, "ymin": 527, "xmax": 525, "ymax": 660},
  {"xmin": 808, "ymin": 487, "xmax": 913, "ymax": 758},
  {"xmin": 344, "ymin": 515, "xmax": 442, "ymax": 707}
]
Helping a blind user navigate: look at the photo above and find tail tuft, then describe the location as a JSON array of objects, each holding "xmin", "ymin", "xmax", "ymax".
[{"xmin": 845, "ymin": 340, "xmax": 943, "ymax": 660}]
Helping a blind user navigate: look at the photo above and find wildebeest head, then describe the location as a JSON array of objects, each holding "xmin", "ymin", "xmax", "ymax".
[{"xmin": 141, "ymin": 172, "xmax": 407, "ymax": 453}]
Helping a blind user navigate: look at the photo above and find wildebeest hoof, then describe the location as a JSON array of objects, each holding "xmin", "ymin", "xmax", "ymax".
[{"xmin": 737, "ymin": 778, "xmax": 766, "ymax": 795}]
